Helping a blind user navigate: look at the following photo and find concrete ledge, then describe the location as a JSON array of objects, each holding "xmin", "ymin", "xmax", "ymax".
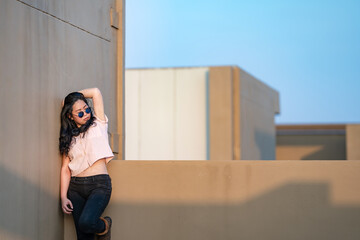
[{"xmin": 65, "ymin": 160, "xmax": 360, "ymax": 240}]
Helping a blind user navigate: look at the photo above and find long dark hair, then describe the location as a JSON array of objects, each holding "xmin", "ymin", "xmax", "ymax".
[{"xmin": 59, "ymin": 92, "xmax": 95, "ymax": 156}]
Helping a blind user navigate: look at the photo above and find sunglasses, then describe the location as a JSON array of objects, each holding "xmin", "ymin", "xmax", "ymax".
[{"xmin": 76, "ymin": 107, "xmax": 91, "ymax": 118}]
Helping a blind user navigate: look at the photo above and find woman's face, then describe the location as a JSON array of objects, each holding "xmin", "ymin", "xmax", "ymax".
[{"xmin": 70, "ymin": 100, "xmax": 91, "ymax": 127}]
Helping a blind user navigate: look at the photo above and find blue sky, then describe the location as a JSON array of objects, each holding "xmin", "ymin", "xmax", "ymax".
[{"xmin": 125, "ymin": 0, "xmax": 360, "ymax": 124}]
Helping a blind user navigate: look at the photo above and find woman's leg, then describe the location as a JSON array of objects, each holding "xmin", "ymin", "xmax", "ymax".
[
  {"xmin": 77, "ymin": 189, "xmax": 111, "ymax": 234},
  {"xmin": 68, "ymin": 185, "xmax": 95, "ymax": 240},
  {"xmin": 77, "ymin": 176, "xmax": 112, "ymax": 235}
]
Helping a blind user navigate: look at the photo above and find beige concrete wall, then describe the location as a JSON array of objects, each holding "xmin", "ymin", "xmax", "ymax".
[
  {"xmin": 276, "ymin": 125, "xmax": 347, "ymax": 160},
  {"xmin": 232, "ymin": 67, "xmax": 241, "ymax": 160},
  {"xmin": 125, "ymin": 68, "xmax": 208, "ymax": 160},
  {"xmin": 64, "ymin": 160, "xmax": 360, "ymax": 240},
  {"xmin": 126, "ymin": 66, "xmax": 279, "ymax": 160},
  {"xmin": 237, "ymin": 67, "xmax": 279, "ymax": 160},
  {"xmin": 346, "ymin": 125, "xmax": 360, "ymax": 160},
  {"xmin": 114, "ymin": 0, "xmax": 126, "ymax": 159},
  {"xmin": 0, "ymin": 0, "xmax": 122, "ymax": 239},
  {"xmin": 208, "ymin": 67, "xmax": 233, "ymax": 160},
  {"xmin": 207, "ymin": 66, "xmax": 279, "ymax": 160}
]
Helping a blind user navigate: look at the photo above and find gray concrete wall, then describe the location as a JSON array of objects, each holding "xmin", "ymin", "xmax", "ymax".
[
  {"xmin": 19, "ymin": 0, "xmax": 112, "ymax": 40},
  {"xmin": 0, "ymin": 0, "xmax": 120, "ymax": 239},
  {"xmin": 64, "ymin": 160, "xmax": 360, "ymax": 240},
  {"xmin": 237, "ymin": 67, "xmax": 279, "ymax": 160}
]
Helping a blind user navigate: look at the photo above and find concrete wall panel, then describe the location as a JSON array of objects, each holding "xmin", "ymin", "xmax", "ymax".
[
  {"xmin": 140, "ymin": 69, "xmax": 175, "ymax": 159},
  {"xmin": 276, "ymin": 125, "xmax": 347, "ymax": 160},
  {"xmin": 239, "ymin": 68, "xmax": 279, "ymax": 160},
  {"xmin": 125, "ymin": 66, "xmax": 279, "ymax": 160},
  {"xmin": 124, "ymin": 70, "xmax": 141, "ymax": 159},
  {"xmin": 65, "ymin": 160, "xmax": 360, "ymax": 240},
  {"xmin": 175, "ymin": 68, "xmax": 207, "ymax": 159},
  {"xmin": 125, "ymin": 68, "xmax": 208, "ymax": 160},
  {"xmin": 19, "ymin": 0, "xmax": 112, "ymax": 40},
  {"xmin": 232, "ymin": 67, "xmax": 241, "ymax": 160},
  {"xmin": 0, "ymin": 0, "xmax": 119, "ymax": 239},
  {"xmin": 209, "ymin": 67, "xmax": 233, "ymax": 160},
  {"xmin": 277, "ymin": 135, "xmax": 346, "ymax": 160},
  {"xmin": 346, "ymin": 125, "xmax": 360, "ymax": 160}
]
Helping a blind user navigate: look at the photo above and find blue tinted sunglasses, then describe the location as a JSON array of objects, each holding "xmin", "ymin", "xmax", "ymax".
[{"xmin": 77, "ymin": 107, "xmax": 91, "ymax": 118}]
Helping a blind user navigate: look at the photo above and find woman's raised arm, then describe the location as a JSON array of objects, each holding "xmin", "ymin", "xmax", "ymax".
[{"xmin": 78, "ymin": 88, "xmax": 105, "ymax": 121}]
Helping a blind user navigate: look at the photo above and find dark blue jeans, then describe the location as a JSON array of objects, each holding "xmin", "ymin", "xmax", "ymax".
[{"xmin": 68, "ymin": 174, "xmax": 112, "ymax": 240}]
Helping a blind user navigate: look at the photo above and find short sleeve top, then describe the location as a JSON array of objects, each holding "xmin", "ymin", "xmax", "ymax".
[{"xmin": 68, "ymin": 115, "xmax": 114, "ymax": 176}]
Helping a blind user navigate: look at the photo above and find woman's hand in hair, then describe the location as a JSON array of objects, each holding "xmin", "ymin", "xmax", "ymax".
[{"xmin": 61, "ymin": 198, "xmax": 73, "ymax": 214}]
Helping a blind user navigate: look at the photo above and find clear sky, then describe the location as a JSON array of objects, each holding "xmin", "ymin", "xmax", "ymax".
[{"xmin": 125, "ymin": 0, "xmax": 360, "ymax": 124}]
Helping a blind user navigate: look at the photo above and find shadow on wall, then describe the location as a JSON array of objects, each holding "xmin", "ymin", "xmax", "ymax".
[
  {"xmin": 102, "ymin": 183, "xmax": 360, "ymax": 240},
  {"xmin": 277, "ymin": 135, "xmax": 346, "ymax": 160},
  {"xmin": 0, "ymin": 165, "xmax": 63, "ymax": 240},
  {"xmin": 254, "ymin": 129, "xmax": 276, "ymax": 160},
  {"xmin": 301, "ymin": 136, "xmax": 346, "ymax": 160},
  {"xmin": 302, "ymin": 148, "xmax": 346, "ymax": 160}
]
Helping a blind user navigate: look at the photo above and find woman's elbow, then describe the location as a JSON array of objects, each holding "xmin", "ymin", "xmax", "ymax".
[{"xmin": 93, "ymin": 87, "xmax": 101, "ymax": 95}]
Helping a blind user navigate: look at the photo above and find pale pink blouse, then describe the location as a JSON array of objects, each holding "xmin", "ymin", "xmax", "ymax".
[{"xmin": 68, "ymin": 115, "xmax": 114, "ymax": 176}]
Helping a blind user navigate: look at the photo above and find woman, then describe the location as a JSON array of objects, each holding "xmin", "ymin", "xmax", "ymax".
[{"xmin": 59, "ymin": 88, "xmax": 114, "ymax": 240}]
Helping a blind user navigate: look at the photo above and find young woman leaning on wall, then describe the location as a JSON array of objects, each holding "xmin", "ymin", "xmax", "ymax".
[{"xmin": 59, "ymin": 88, "xmax": 113, "ymax": 240}]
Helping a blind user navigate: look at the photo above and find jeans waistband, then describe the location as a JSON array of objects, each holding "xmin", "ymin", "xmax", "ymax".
[{"xmin": 70, "ymin": 174, "xmax": 110, "ymax": 182}]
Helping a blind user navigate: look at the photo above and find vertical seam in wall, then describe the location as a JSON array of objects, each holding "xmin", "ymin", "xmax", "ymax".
[
  {"xmin": 238, "ymin": 68, "xmax": 242, "ymax": 160},
  {"xmin": 233, "ymin": 67, "xmax": 240, "ymax": 160},
  {"xmin": 120, "ymin": 0, "xmax": 126, "ymax": 160},
  {"xmin": 173, "ymin": 70, "xmax": 177, "ymax": 160},
  {"xmin": 230, "ymin": 67, "xmax": 234, "ymax": 160},
  {"xmin": 138, "ymin": 72, "xmax": 142, "ymax": 160},
  {"xmin": 206, "ymin": 70, "xmax": 210, "ymax": 160}
]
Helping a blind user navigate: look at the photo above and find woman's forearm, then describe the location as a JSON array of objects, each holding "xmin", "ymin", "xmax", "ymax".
[
  {"xmin": 78, "ymin": 88, "xmax": 100, "ymax": 99},
  {"xmin": 60, "ymin": 166, "xmax": 71, "ymax": 200}
]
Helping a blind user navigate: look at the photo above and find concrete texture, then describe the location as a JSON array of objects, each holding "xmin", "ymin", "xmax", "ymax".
[
  {"xmin": 125, "ymin": 66, "xmax": 279, "ymax": 160},
  {"xmin": 19, "ymin": 0, "xmax": 112, "ymax": 40},
  {"xmin": 114, "ymin": 0, "xmax": 125, "ymax": 160},
  {"xmin": 276, "ymin": 125, "xmax": 347, "ymax": 160},
  {"xmin": 208, "ymin": 67, "xmax": 233, "ymax": 160},
  {"xmin": 125, "ymin": 68, "xmax": 208, "ymax": 160},
  {"xmin": 238, "ymin": 67, "xmax": 279, "ymax": 160},
  {"xmin": 346, "ymin": 125, "xmax": 360, "ymax": 160},
  {"xmin": 64, "ymin": 160, "xmax": 360, "ymax": 240},
  {"xmin": 208, "ymin": 66, "xmax": 280, "ymax": 160},
  {"xmin": 0, "ymin": 0, "xmax": 122, "ymax": 239},
  {"xmin": 232, "ymin": 67, "xmax": 241, "ymax": 160}
]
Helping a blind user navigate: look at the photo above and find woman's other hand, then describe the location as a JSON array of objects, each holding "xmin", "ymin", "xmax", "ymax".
[{"xmin": 61, "ymin": 198, "xmax": 73, "ymax": 214}]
